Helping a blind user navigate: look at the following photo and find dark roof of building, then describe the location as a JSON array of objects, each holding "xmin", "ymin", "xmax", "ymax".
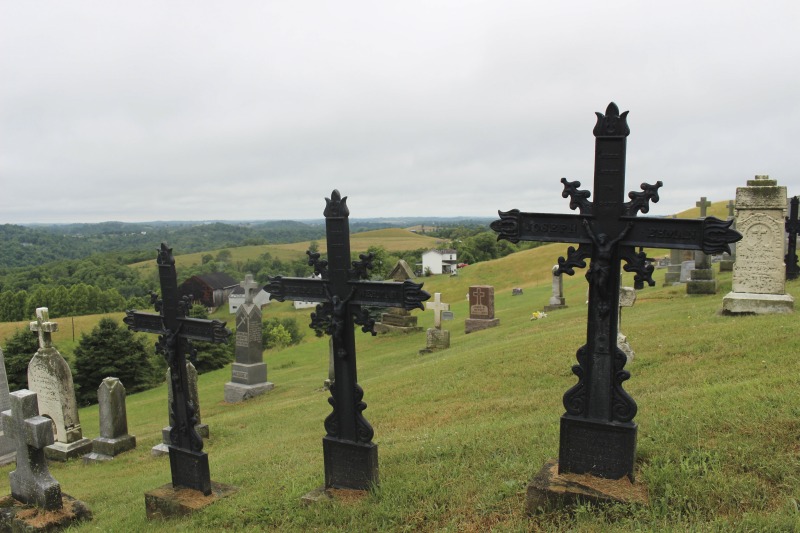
[{"xmin": 193, "ymin": 272, "xmax": 238, "ymax": 289}]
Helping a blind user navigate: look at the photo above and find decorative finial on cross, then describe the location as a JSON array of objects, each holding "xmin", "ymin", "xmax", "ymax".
[
  {"xmin": 425, "ymin": 293, "xmax": 450, "ymax": 329},
  {"xmin": 240, "ymin": 274, "xmax": 259, "ymax": 305},
  {"xmin": 29, "ymin": 308, "xmax": 58, "ymax": 350}
]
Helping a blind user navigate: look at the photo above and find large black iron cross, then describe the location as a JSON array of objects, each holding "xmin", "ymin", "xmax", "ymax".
[
  {"xmin": 124, "ymin": 243, "xmax": 230, "ymax": 495},
  {"xmin": 785, "ymin": 196, "xmax": 799, "ymax": 281},
  {"xmin": 491, "ymin": 103, "xmax": 741, "ymax": 480},
  {"xmin": 265, "ymin": 190, "xmax": 430, "ymax": 490}
]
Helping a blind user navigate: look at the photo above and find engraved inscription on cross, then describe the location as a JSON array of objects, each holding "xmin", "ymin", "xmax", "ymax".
[
  {"xmin": 265, "ymin": 190, "xmax": 430, "ymax": 491},
  {"xmin": 123, "ymin": 243, "xmax": 230, "ymax": 495},
  {"xmin": 491, "ymin": 102, "xmax": 741, "ymax": 481},
  {"xmin": 426, "ymin": 293, "xmax": 450, "ymax": 329},
  {"xmin": 30, "ymin": 308, "xmax": 58, "ymax": 350}
]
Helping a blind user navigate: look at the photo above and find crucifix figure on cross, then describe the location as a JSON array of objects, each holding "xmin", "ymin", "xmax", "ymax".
[
  {"xmin": 491, "ymin": 102, "xmax": 741, "ymax": 481},
  {"xmin": 265, "ymin": 190, "xmax": 430, "ymax": 492}
]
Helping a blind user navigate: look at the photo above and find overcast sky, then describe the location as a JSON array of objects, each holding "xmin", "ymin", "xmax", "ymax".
[{"xmin": 2, "ymin": 2, "xmax": 798, "ymax": 224}]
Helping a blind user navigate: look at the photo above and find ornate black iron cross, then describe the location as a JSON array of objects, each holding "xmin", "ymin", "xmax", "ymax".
[
  {"xmin": 491, "ymin": 102, "xmax": 741, "ymax": 480},
  {"xmin": 265, "ymin": 190, "xmax": 430, "ymax": 490},
  {"xmin": 785, "ymin": 196, "xmax": 799, "ymax": 281},
  {"xmin": 124, "ymin": 243, "xmax": 230, "ymax": 495}
]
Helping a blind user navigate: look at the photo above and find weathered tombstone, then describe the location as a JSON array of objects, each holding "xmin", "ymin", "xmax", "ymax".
[
  {"xmin": 0, "ymin": 348, "xmax": 16, "ymax": 465},
  {"xmin": 374, "ymin": 260, "xmax": 422, "ymax": 334},
  {"xmin": 420, "ymin": 293, "xmax": 450, "ymax": 354},
  {"xmin": 464, "ymin": 286, "xmax": 500, "ymax": 333},
  {"xmin": 0, "ymin": 389, "xmax": 91, "ymax": 529},
  {"xmin": 265, "ymin": 190, "xmax": 430, "ymax": 498},
  {"xmin": 27, "ymin": 308, "xmax": 92, "ymax": 461},
  {"xmin": 491, "ymin": 102, "xmax": 740, "ymax": 510},
  {"xmin": 663, "ymin": 216, "xmax": 684, "ymax": 284},
  {"xmin": 152, "ymin": 363, "xmax": 209, "ymax": 456},
  {"xmin": 512, "ymin": 287, "xmax": 524, "ymax": 296},
  {"xmin": 723, "ymin": 176, "xmax": 795, "ymax": 314},
  {"xmin": 719, "ymin": 200, "xmax": 737, "ymax": 271},
  {"xmin": 617, "ymin": 286, "xmax": 636, "ymax": 362},
  {"xmin": 687, "ymin": 197, "xmax": 717, "ymax": 294},
  {"xmin": 124, "ymin": 243, "xmax": 237, "ymax": 516},
  {"xmin": 679, "ymin": 260, "xmax": 695, "ymax": 283},
  {"xmin": 785, "ymin": 196, "xmax": 799, "ymax": 281},
  {"xmin": 224, "ymin": 274, "xmax": 274, "ymax": 403},
  {"xmin": 544, "ymin": 265, "xmax": 567, "ymax": 311},
  {"xmin": 83, "ymin": 377, "xmax": 136, "ymax": 463}
]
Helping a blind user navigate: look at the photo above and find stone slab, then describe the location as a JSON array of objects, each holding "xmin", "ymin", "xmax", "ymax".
[
  {"xmin": 0, "ymin": 493, "xmax": 92, "ymax": 531},
  {"xmin": 144, "ymin": 481, "xmax": 238, "ymax": 520},
  {"xmin": 223, "ymin": 381, "xmax": 274, "ymax": 403},
  {"xmin": 91, "ymin": 434, "xmax": 136, "ymax": 457},
  {"xmin": 300, "ymin": 486, "xmax": 369, "ymax": 506},
  {"xmin": 372, "ymin": 323, "xmax": 422, "ymax": 335},
  {"xmin": 464, "ymin": 318, "xmax": 500, "ymax": 334},
  {"xmin": 722, "ymin": 292, "xmax": 795, "ymax": 315},
  {"xmin": 525, "ymin": 459, "xmax": 647, "ymax": 515},
  {"xmin": 151, "ymin": 443, "xmax": 169, "ymax": 457},
  {"xmin": 44, "ymin": 438, "xmax": 92, "ymax": 462},
  {"xmin": 322, "ymin": 437, "xmax": 378, "ymax": 491},
  {"xmin": 419, "ymin": 328, "xmax": 450, "ymax": 354},
  {"xmin": 719, "ymin": 260, "xmax": 734, "ymax": 272},
  {"xmin": 559, "ymin": 415, "xmax": 637, "ymax": 481},
  {"xmin": 686, "ymin": 280, "xmax": 717, "ymax": 295},
  {"xmin": 229, "ymin": 362, "xmax": 267, "ymax": 386},
  {"xmin": 689, "ymin": 268, "xmax": 714, "ymax": 281},
  {"xmin": 543, "ymin": 304, "xmax": 567, "ymax": 312},
  {"xmin": 82, "ymin": 452, "xmax": 113, "ymax": 464}
]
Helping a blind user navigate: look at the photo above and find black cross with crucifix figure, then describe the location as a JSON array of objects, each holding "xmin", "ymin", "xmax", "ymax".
[
  {"xmin": 265, "ymin": 190, "xmax": 430, "ymax": 491},
  {"xmin": 491, "ymin": 102, "xmax": 741, "ymax": 481},
  {"xmin": 124, "ymin": 243, "xmax": 230, "ymax": 495},
  {"xmin": 785, "ymin": 196, "xmax": 799, "ymax": 281}
]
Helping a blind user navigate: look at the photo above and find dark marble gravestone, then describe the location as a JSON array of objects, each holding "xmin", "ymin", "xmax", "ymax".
[
  {"xmin": 491, "ymin": 102, "xmax": 741, "ymax": 486},
  {"xmin": 124, "ymin": 244, "xmax": 233, "ymax": 506},
  {"xmin": 786, "ymin": 196, "xmax": 799, "ymax": 281},
  {"xmin": 266, "ymin": 190, "xmax": 430, "ymax": 494}
]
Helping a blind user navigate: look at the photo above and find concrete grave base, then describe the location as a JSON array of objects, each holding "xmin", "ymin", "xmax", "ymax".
[
  {"xmin": 686, "ymin": 280, "xmax": 717, "ymax": 294},
  {"xmin": 92, "ymin": 434, "xmax": 136, "ymax": 457},
  {"xmin": 464, "ymin": 318, "xmax": 500, "ymax": 334},
  {"xmin": 719, "ymin": 260, "xmax": 734, "ymax": 272},
  {"xmin": 372, "ymin": 324, "xmax": 423, "ymax": 335},
  {"xmin": 543, "ymin": 304, "xmax": 567, "ymax": 312},
  {"xmin": 224, "ymin": 381, "xmax": 274, "ymax": 403},
  {"xmin": 144, "ymin": 481, "xmax": 238, "ymax": 520},
  {"xmin": 0, "ymin": 493, "xmax": 92, "ymax": 531},
  {"xmin": 525, "ymin": 459, "xmax": 648, "ymax": 515},
  {"xmin": 44, "ymin": 438, "xmax": 93, "ymax": 462},
  {"xmin": 82, "ymin": 452, "xmax": 113, "ymax": 464},
  {"xmin": 151, "ymin": 443, "xmax": 170, "ymax": 457},
  {"xmin": 722, "ymin": 292, "xmax": 795, "ymax": 315},
  {"xmin": 300, "ymin": 486, "xmax": 369, "ymax": 506},
  {"xmin": 0, "ymin": 451, "xmax": 15, "ymax": 467}
]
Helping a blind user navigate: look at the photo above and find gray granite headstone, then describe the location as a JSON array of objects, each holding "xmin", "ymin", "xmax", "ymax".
[
  {"xmin": 83, "ymin": 377, "xmax": 136, "ymax": 463},
  {"xmin": 679, "ymin": 260, "xmax": 695, "ymax": 283},
  {"xmin": 152, "ymin": 362, "xmax": 208, "ymax": 456},
  {"xmin": 0, "ymin": 348, "xmax": 16, "ymax": 465},
  {"xmin": 1, "ymin": 389, "xmax": 61, "ymax": 510},
  {"xmin": 544, "ymin": 265, "xmax": 567, "ymax": 311},
  {"xmin": 27, "ymin": 308, "xmax": 92, "ymax": 461},
  {"xmin": 224, "ymin": 274, "xmax": 274, "ymax": 403},
  {"xmin": 687, "ymin": 198, "xmax": 717, "ymax": 294}
]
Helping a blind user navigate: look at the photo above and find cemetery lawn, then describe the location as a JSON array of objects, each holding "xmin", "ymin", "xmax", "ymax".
[{"xmin": 1, "ymin": 246, "xmax": 799, "ymax": 531}]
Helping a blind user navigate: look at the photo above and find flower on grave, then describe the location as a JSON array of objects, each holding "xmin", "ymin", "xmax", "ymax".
[{"xmin": 530, "ymin": 311, "xmax": 548, "ymax": 321}]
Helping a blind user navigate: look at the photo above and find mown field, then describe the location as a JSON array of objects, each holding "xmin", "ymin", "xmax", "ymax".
[{"xmin": 0, "ymin": 234, "xmax": 797, "ymax": 531}]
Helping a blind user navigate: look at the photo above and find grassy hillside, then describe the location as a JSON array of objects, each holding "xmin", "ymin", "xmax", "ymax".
[{"xmin": 0, "ymin": 243, "xmax": 797, "ymax": 531}]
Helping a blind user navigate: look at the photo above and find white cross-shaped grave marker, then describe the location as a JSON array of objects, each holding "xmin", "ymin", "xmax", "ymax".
[
  {"xmin": 425, "ymin": 292, "xmax": 450, "ymax": 329},
  {"xmin": 29, "ymin": 307, "xmax": 58, "ymax": 350},
  {"xmin": 241, "ymin": 274, "xmax": 260, "ymax": 305}
]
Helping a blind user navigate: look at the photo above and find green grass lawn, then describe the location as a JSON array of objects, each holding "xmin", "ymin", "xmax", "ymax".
[{"xmin": 0, "ymin": 247, "xmax": 798, "ymax": 531}]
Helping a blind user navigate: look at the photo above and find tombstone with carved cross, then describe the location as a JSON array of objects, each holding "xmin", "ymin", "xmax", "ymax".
[
  {"xmin": 420, "ymin": 293, "xmax": 451, "ymax": 354},
  {"xmin": 785, "ymin": 196, "xmax": 799, "ymax": 281},
  {"xmin": 687, "ymin": 196, "xmax": 718, "ymax": 294},
  {"xmin": 124, "ymin": 243, "xmax": 231, "ymax": 497},
  {"xmin": 27, "ymin": 308, "xmax": 93, "ymax": 461},
  {"xmin": 265, "ymin": 190, "xmax": 430, "ymax": 492},
  {"xmin": 224, "ymin": 274, "xmax": 274, "ymax": 403},
  {"xmin": 491, "ymin": 102, "xmax": 740, "ymax": 484}
]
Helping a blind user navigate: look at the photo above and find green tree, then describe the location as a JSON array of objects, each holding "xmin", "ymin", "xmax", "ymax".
[
  {"xmin": 73, "ymin": 318, "xmax": 158, "ymax": 405},
  {"xmin": 262, "ymin": 317, "xmax": 305, "ymax": 349},
  {"xmin": 2, "ymin": 328, "xmax": 38, "ymax": 391}
]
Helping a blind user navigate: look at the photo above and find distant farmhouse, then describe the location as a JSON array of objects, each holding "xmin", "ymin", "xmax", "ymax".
[
  {"xmin": 179, "ymin": 272, "xmax": 238, "ymax": 312},
  {"xmin": 228, "ymin": 285, "xmax": 271, "ymax": 314},
  {"xmin": 421, "ymin": 249, "xmax": 458, "ymax": 275}
]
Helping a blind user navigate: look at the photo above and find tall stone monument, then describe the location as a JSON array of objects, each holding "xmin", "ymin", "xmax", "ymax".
[
  {"xmin": 420, "ymin": 293, "xmax": 451, "ymax": 354},
  {"xmin": 0, "ymin": 348, "xmax": 16, "ymax": 466},
  {"xmin": 224, "ymin": 274, "xmax": 274, "ymax": 403},
  {"xmin": 544, "ymin": 265, "xmax": 568, "ymax": 311},
  {"xmin": 723, "ymin": 175, "xmax": 795, "ymax": 314},
  {"xmin": 687, "ymin": 197, "xmax": 717, "ymax": 294},
  {"xmin": 0, "ymin": 390, "xmax": 91, "ymax": 529},
  {"xmin": 27, "ymin": 308, "xmax": 92, "ymax": 461},
  {"xmin": 464, "ymin": 286, "xmax": 500, "ymax": 333},
  {"xmin": 83, "ymin": 377, "xmax": 136, "ymax": 463}
]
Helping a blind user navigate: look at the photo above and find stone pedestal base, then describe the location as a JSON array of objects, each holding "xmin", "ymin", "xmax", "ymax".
[
  {"xmin": 144, "ymin": 481, "xmax": 238, "ymax": 520},
  {"xmin": 525, "ymin": 459, "xmax": 647, "ymax": 514},
  {"xmin": 300, "ymin": 486, "xmax": 369, "ymax": 506},
  {"xmin": 559, "ymin": 415, "xmax": 637, "ymax": 481},
  {"xmin": 419, "ymin": 328, "xmax": 450, "ymax": 354},
  {"xmin": 323, "ymin": 437, "xmax": 378, "ymax": 490},
  {"xmin": 687, "ymin": 269, "xmax": 716, "ymax": 294},
  {"xmin": 372, "ymin": 323, "xmax": 422, "ymax": 335},
  {"xmin": 543, "ymin": 303, "xmax": 567, "ymax": 312},
  {"xmin": 663, "ymin": 265, "xmax": 682, "ymax": 285},
  {"xmin": 92, "ymin": 434, "xmax": 136, "ymax": 457},
  {"xmin": 151, "ymin": 443, "xmax": 170, "ymax": 457},
  {"xmin": 224, "ymin": 381, "xmax": 274, "ymax": 403},
  {"xmin": 722, "ymin": 292, "xmax": 795, "ymax": 315},
  {"xmin": 719, "ymin": 260, "xmax": 734, "ymax": 272},
  {"xmin": 0, "ymin": 493, "xmax": 92, "ymax": 531},
  {"xmin": 45, "ymin": 438, "xmax": 93, "ymax": 462},
  {"xmin": 464, "ymin": 318, "xmax": 500, "ymax": 334},
  {"xmin": 169, "ymin": 446, "xmax": 211, "ymax": 495}
]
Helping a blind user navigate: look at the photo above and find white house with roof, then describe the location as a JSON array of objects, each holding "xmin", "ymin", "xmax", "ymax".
[
  {"xmin": 228, "ymin": 286, "xmax": 271, "ymax": 314},
  {"xmin": 421, "ymin": 249, "xmax": 458, "ymax": 275}
]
